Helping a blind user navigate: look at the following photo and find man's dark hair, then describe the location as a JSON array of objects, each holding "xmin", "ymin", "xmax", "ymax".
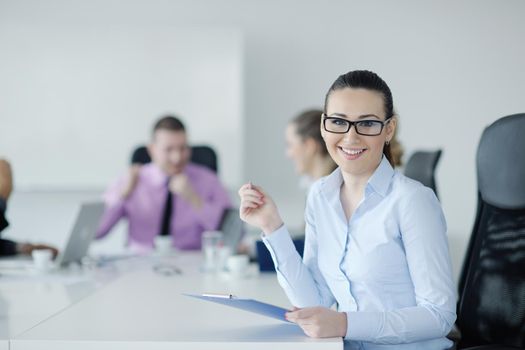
[{"xmin": 152, "ymin": 115, "xmax": 186, "ymax": 135}]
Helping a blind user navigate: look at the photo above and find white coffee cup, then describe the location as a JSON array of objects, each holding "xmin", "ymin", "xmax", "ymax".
[
  {"xmin": 154, "ymin": 236, "xmax": 173, "ymax": 255},
  {"xmin": 227, "ymin": 254, "xmax": 249, "ymax": 277},
  {"xmin": 32, "ymin": 249, "xmax": 53, "ymax": 271}
]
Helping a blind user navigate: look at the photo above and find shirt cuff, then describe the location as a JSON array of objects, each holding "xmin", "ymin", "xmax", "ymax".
[
  {"xmin": 345, "ymin": 311, "xmax": 382, "ymax": 341},
  {"xmin": 0, "ymin": 197, "xmax": 6, "ymax": 213},
  {"xmin": 0, "ymin": 198, "xmax": 8, "ymax": 233},
  {"xmin": 0, "ymin": 238, "xmax": 17, "ymax": 256},
  {"xmin": 261, "ymin": 225, "xmax": 296, "ymax": 267}
]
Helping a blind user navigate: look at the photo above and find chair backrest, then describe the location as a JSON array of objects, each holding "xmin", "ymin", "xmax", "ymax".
[
  {"xmin": 190, "ymin": 146, "xmax": 218, "ymax": 173},
  {"xmin": 130, "ymin": 145, "xmax": 218, "ymax": 173},
  {"xmin": 456, "ymin": 113, "xmax": 525, "ymax": 348},
  {"xmin": 403, "ymin": 149, "xmax": 442, "ymax": 198}
]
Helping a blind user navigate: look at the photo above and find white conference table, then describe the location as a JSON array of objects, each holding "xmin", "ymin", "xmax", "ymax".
[
  {"xmin": 0, "ymin": 256, "xmax": 120, "ymax": 350},
  {"xmin": 2, "ymin": 252, "xmax": 341, "ymax": 350}
]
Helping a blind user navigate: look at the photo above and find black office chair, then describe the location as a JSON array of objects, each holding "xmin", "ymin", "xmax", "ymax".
[
  {"xmin": 130, "ymin": 145, "xmax": 218, "ymax": 173},
  {"xmin": 404, "ymin": 149, "xmax": 442, "ymax": 198},
  {"xmin": 456, "ymin": 113, "xmax": 525, "ymax": 349}
]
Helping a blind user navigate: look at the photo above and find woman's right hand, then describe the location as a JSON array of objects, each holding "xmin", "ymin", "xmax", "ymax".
[{"xmin": 238, "ymin": 183, "xmax": 283, "ymax": 235}]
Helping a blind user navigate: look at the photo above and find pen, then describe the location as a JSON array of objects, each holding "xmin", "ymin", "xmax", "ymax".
[{"xmin": 202, "ymin": 293, "xmax": 236, "ymax": 299}]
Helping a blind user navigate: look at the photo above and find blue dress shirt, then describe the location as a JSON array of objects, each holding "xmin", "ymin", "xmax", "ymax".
[{"xmin": 263, "ymin": 157, "xmax": 456, "ymax": 350}]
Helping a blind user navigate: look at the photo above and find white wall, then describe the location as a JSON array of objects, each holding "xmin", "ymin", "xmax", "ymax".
[
  {"xmin": 0, "ymin": 21, "xmax": 243, "ymax": 189},
  {"xmin": 1, "ymin": 0, "xmax": 525, "ymax": 281}
]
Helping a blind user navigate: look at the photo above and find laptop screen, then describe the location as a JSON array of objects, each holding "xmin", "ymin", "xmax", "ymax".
[
  {"xmin": 56, "ymin": 202, "xmax": 105, "ymax": 266},
  {"xmin": 219, "ymin": 208, "xmax": 244, "ymax": 253}
]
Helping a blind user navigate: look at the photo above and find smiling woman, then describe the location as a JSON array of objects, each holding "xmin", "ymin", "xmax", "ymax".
[
  {"xmin": 321, "ymin": 70, "xmax": 397, "ymax": 174},
  {"xmin": 238, "ymin": 70, "xmax": 456, "ymax": 349}
]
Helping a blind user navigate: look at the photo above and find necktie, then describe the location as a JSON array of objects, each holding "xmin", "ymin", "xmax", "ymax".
[{"xmin": 160, "ymin": 186, "xmax": 173, "ymax": 236}]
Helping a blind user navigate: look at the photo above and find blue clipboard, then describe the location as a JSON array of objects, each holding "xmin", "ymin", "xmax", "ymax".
[{"xmin": 184, "ymin": 293, "xmax": 291, "ymax": 323}]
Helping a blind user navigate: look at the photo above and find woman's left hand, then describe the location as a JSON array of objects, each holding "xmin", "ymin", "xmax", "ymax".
[{"xmin": 285, "ymin": 306, "xmax": 347, "ymax": 338}]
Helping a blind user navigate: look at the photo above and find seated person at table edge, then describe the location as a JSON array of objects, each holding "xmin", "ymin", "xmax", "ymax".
[
  {"xmin": 0, "ymin": 159, "xmax": 58, "ymax": 257},
  {"xmin": 96, "ymin": 115, "xmax": 232, "ymax": 252}
]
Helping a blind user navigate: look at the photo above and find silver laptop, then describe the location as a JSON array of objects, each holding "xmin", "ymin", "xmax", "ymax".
[
  {"xmin": 219, "ymin": 208, "xmax": 244, "ymax": 253},
  {"xmin": 55, "ymin": 202, "xmax": 105, "ymax": 266}
]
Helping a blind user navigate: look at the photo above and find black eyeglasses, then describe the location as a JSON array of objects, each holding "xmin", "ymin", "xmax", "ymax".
[{"xmin": 322, "ymin": 114, "xmax": 392, "ymax": 136}]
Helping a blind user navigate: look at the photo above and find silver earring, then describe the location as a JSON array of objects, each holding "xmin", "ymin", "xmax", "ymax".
[{"xmin": 386, "ymin": 140, "xmax": 390, "ymax": 146}]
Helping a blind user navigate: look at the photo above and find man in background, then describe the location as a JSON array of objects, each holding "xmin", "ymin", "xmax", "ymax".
[
  {"xmin": 96, "ymin": 115, "xmax": 231, "ymax": 252},
  {"xmin": 0, "ymin": 159, "xmax": 59, "ymax": 257}
]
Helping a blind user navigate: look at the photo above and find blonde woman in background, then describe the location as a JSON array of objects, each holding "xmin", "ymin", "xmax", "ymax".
[
  {"xmin": 285, "ymin": 109, "xmax": 338, "ymax": 192},
  {"xmin": 239, "ymin": 109, "xmax": 338, "ymax": 256}
]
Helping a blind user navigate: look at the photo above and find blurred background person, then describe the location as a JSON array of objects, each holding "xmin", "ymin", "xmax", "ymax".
[
  {"xmin": 0, "ymin": 159, "xmax": 59, "ymax": 257},
  {"xmin": 241, "ymin": 109, "xmax": 338, "ymax": 259},
  {"xmin": 95, "ymin": 116, "xmax": 232, "ymax": 253},
  {"xmin": 285, "ymin": 109, "xmax": 338, "ymax": 193}
]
